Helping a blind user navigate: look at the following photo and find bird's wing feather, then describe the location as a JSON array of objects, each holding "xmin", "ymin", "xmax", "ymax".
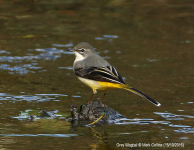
[{"xmin": 74, "ymin": 66, "xmax": 126, "ymax": 84}]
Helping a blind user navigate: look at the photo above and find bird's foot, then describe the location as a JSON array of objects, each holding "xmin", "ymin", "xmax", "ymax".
[
  {"xmin": 87, "ymin": 100, "xmax": 92, "ymax": 104},
  {"xmin": 100, "ymin": 101, "xmax": 104, "ymax": 107}
]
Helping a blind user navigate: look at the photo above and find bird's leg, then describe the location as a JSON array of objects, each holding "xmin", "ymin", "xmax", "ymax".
[
  {"xmin": 87, "ymin": 94, "xmax": 94, "ymax": 104},
  {"xmin": 87, "ymin": 89, "xmax": 97, "ymax": 104},
  {"xmin": 100, "ymin": 90, "xmax": 108, "ymax": 105}
]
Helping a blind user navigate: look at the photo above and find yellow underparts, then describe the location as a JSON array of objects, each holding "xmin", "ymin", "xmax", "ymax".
[
  {"xmin": 77, "ymin": 77, "xmax": 128, "ymax": 92},
  {"xmin": 98, "ymin": 81, "xmax": 127, "ymax": 90}
]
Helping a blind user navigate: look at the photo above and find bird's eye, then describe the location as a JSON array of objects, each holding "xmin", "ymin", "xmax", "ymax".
[{"xmin": 80, "ymin": 48, "xmax": 85, "ymax": 52}]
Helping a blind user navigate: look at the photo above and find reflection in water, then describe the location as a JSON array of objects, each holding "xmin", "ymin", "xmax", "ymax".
[
  {"xmin": 155, "ymin": 112, "xmax": 194, "ymax": 120},
  {"xmin": 155, "ymin": 112, "xmax": 194, "ymax": 135},
  {"xmin": 0, "ymin": 45, "xmax": 74, "ymax": 75}
]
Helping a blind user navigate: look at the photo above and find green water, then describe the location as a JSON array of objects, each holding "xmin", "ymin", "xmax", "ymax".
[{"xmin": 0, "ymin": 0, "xmax": 193, "ymax": 149}]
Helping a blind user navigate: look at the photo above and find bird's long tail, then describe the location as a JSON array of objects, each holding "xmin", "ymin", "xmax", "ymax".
[{"xmin": 123, "ymin": 87, "xmax": 161, "ymax": 106}]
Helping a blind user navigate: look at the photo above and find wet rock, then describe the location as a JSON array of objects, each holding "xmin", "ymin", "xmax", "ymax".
[
  {"xmin": 36, "ymin": 110, "xmax": 58, "ymax": 118},
  {"xmin": 69, "ymin": 101, "xmax": 125, "ymax": 124}
]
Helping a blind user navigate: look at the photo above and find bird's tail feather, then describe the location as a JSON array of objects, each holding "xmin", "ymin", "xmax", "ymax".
[{"xmin": 123, "ymin": 87, "xmax": 161, "ymax": 107}]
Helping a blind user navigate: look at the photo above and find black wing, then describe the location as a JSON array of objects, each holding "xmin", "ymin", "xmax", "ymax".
[{"xmin": 74, "ymin": 66, "xmax": 126, "ymax": 84}]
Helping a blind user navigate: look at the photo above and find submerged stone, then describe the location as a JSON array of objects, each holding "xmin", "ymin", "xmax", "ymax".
[{"xmin": 36, "ymin": 110, "xmax": 58, "ymax": 118}]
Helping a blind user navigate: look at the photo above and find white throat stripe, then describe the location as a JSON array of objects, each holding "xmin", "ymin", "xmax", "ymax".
[{"xmin": 74, "ymin": 51, "xmax": 85, "ymax": 63}]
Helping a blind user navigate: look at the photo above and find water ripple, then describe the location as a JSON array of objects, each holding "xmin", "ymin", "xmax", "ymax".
[
  {"xmin": 0, "ymin": 45, "xmax": 74, "ymax": 75},
  {"xmin": 115, "ymin": 120, "xmax": 170, "ymax": 125},
  {"xmin": 52, "ymin": 43, "xmax": 73, "ymax": 47},
  {"xmin": 174, "ymin": 128, "xmax": 194, "ymax": 133},
  {"xmin": 0, "ymin": 134, "xmax": 78, "ymax": 137},
  {"xmin": 103, "ymin": 35, "xmax": 118, "ymax": 38},
  {"xmin": 0, "ymin": 93, "xmax": 69, "ymax": 103}
]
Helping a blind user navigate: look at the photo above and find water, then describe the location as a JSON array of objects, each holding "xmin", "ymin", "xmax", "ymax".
[{"xmin": 0, "ymin": 0, "xmax": 193, "ymax": 149}]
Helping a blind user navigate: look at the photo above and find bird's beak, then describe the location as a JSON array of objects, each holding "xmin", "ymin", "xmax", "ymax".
[{"xmin": 68, "ymin": 48, "xmax": 74, "ymax": 52}]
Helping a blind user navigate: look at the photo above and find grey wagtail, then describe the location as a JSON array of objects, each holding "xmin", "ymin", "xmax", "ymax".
[{"xmin": 69, "ymin": 42, "xmax": 161, "ymax": 106}]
